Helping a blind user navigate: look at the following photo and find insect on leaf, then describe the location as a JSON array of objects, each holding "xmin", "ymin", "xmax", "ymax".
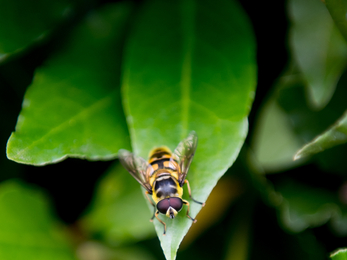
[{"xmin": 122, "ymin": 0, "xmax": 256, "ymax": 259}]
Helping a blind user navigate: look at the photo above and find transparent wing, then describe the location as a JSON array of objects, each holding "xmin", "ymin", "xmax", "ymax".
[
  {"xmin": 172, "ymin": 131, "xmax": 198, "ymax": 186},
  {"xmin": 118, "ymin": 149, "xmax": 152, "ymax": 192}
]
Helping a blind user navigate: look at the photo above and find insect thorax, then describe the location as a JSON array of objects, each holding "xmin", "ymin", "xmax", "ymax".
[{"xmin": 152, "ymin": 175, "xmax": 183, "ymax": 203}]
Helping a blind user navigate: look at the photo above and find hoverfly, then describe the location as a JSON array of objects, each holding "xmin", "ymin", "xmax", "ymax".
[{"xmin": 118, "ymin": 131, "xmax": 205, "ymax": 235}]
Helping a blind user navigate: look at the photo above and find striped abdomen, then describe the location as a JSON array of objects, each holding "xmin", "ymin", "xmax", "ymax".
[
  {"xmin": 148, "ymin": 147, "xmax": 183, "ymax": 202},
  {"xmin": 148, "ymin": 147, "xmax": 179, "ymax": 179}
]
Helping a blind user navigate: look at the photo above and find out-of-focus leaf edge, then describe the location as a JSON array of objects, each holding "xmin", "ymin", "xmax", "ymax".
[
  {"xmin": 294, "ymin": 110, "xmax": 347, "ymax": 160},
  {"xmin": 330, "ymin": 248, "xmax": 347, "ymax": 260}
]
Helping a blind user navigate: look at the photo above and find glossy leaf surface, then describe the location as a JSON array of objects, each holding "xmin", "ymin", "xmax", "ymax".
[
  {"xmin": 288, "ymin": 0, "xmax": 347, "ymax": 108},
  {"xmin": 295, "ymin": 110, "xmax": 347, "ymax": 160},
  {"xmin": 122, "ymin": 0, "xmax": 256, "ymax": 259},
  {"xmin": 0, "ymin": 0, "xmax": 72, "ymax": 59},
  {"xmin": 0, "ymin": 180, "xmax": 76, "ymax": 260},
  {"xmin": 7, "ymin": 4, "xmax": 131, "ymax": 165}
]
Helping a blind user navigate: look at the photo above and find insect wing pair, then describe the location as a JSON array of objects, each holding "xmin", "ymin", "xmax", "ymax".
[{"xmin": 118, "ymin": 131, "xmax": 204, "ymax": 235}]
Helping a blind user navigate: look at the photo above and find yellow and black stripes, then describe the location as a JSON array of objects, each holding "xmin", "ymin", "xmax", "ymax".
[
  {"xmin": 148, "ymin": 147, "xmax": 172, "ymax": 163},
  {"xmin": 119, "ymin": 131, "xmax": 203, "ymax": 236},
  {"xmin": 147, "ymin": 147, "xmax": 183, "ymax": 204}
]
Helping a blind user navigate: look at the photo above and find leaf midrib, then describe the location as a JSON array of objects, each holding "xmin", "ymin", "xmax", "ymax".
[{"xmin": 180, "ymin": 0, "xmax": 195, "ymax": 140}]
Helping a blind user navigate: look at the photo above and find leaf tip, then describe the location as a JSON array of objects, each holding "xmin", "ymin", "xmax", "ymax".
[{"xmin": 293, "ymin": 151, "xmax": 302, "ymax": 161}]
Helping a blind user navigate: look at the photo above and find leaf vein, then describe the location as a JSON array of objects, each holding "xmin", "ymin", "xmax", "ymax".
[{"xmin": 13, "ymin": 90, "xmax": 115, "ymax": 159}]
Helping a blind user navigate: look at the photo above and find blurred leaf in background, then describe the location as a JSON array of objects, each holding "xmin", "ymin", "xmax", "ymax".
[
  {"xmin": 76, "ymin": 241, "xmax": 156, "ymax": 260},
  {"xmin": 277, "ymin": 70, "xmax": 347, "ymax": 174},
  {"xmin": 288, "ymin": 0, "xmax": 347, "ymax": 109},
  {"xmin": 81, "ymin": 163, "xmax": 155, "ymax": 244},
  {"xmin": 0, "ymin": 0, "xmax": 77, "ymax": 60},
  {"xmin": 0, "ymin": 179, "xmax": 76, "ymax": 260},
  {"xmin": 294, "ymin": 110, "xmax": 347, "ymax": 160},
  {"xmin": 251, "ymin": 75, "xmax": 304, "ymax": 173},
  {"xmin": 275, "ymin": 179, "xmax": 346, "ymax": 233},
  {"xmin": 325, "ymin": 0, "xmax": 347, "ymax": 42}
]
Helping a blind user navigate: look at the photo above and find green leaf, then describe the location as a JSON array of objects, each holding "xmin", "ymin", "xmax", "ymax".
[
  {"xmin": 325, "ymin": 0, "xmax": 347, "ymax": 42},
  {"xmin": 331, "ymin": 249, "xmax": 347, "ymax": 260},
  {"xmin": 81, "ymin": 163, "xmax": 155, "ymax": 244},
  {"xmin": 6, "ymin": 3, "xmax": 131, "ymax": 165},
  {"xmin": 294, "ymin": 110, "xmax": 347, "ymax": 160},
  {"xmin": 122, "ymin": 0, "xmax": 256, "ymax": 259},
  {"xmin": 229, "ymin": 151, "xmax": 327, "ymax": 260},
  {"xmin": 0, "ymin": 0, "xmax": 73, "ymax": 59},
  {"xmin": 0, "ymin": 179, "xmax": 76, "ymax": 260},
  {"xmin": 276, "ymin": 180, "xmax": 340, "ymax": 232},
  {"xmin": 251, "ymin": 85, "xmax": 303, "ymax": 172},
  {"xmin": 276, "ymin": 70, "xmax": 347, "ymax": 173},
  {"xmin": 288, "ymin": 0, "xmax": 347, "ymax": 109}
]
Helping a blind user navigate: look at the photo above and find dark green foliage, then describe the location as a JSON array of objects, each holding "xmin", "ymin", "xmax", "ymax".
[{"xmin": 1, "ymin": 0, "xmax": 347, "ymax": 259}]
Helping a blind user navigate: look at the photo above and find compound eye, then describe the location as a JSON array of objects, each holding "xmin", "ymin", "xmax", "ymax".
[
  {"xmin": 169, "ymin": 197, "xmax": 183, "ymax": 212},
  {"xmin": 157, "ymin": 199, "xmax": 170, "ymax": 214}
]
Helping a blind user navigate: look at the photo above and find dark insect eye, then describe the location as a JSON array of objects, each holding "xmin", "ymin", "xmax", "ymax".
[
  {"xmin": 169, "ymin": 197, "xmax": 183, "ymax": 212},
  {"xmin": 157, "ymin": 199, "xmax": 170, "ymax": 214}
]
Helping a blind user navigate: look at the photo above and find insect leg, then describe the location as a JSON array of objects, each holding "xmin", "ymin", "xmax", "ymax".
[
  {"xmin": 184, "ymin": 179, "xmax": 205, "ymax": 206},
  {"xmin": 155, "ymin": 210, "xmax": 167, "ymax": 235},
  {"xmin": 145, "ymin": 191, "xmax": 156, "ymax": 221},
  {"xmin": 150, "ymin": 207, "xmax": 156, "ymax": 221},
  {"xmin": 182, "ymin": 199, "xmax": 197, "ymax": 223}
]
